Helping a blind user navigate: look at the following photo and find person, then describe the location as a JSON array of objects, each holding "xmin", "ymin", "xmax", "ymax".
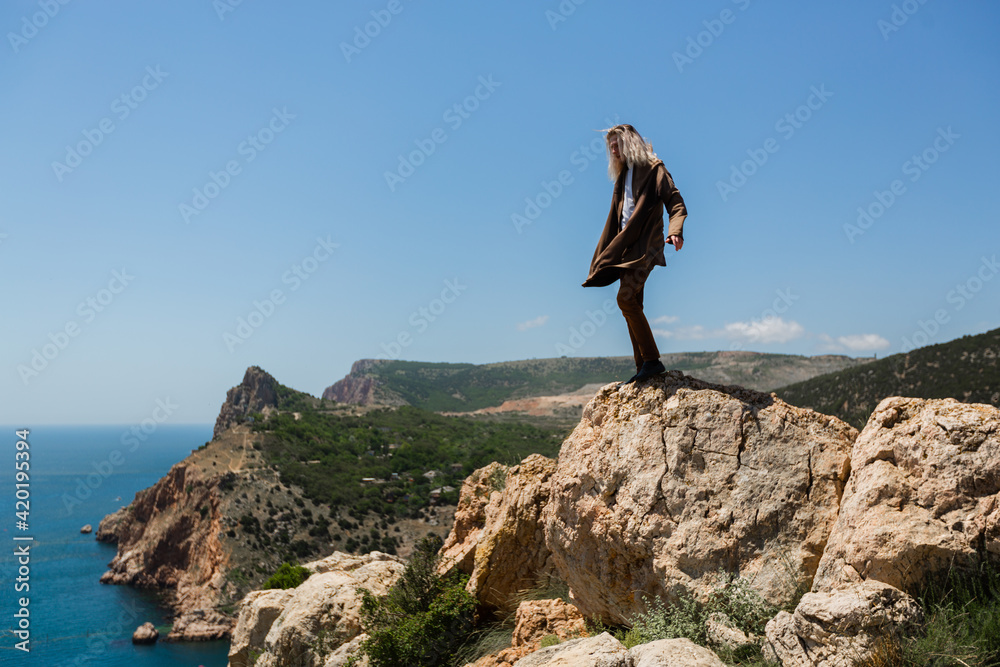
[{"xmin": 582, "ymin": 124, "xmax": 687, "ymax": 384}]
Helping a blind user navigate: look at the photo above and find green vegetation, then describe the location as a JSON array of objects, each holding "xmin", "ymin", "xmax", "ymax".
[
  {"xmin": 251, "ymin": 403, "xmax": 567, "ymax": 523},
  {"xmin": 858, "ymin": 561, "xmax": 1000, "ymax": 667},
  {"xmin": 352, "ymin": 535, "xmax": 477, "ymax": 667},
  {"xmin": 261, "ymin": 562, "xmax": 311, "ymax": 590},
  {"xmin": 586, "ymin": 572, "xmax": 789, "ymax": 666},
  {"xmin": 777, "ymin": 327, "xmax": 1000, "ymax": 429}
]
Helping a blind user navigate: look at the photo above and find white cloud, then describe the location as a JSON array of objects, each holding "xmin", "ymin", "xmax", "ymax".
[
  {"xmin": 653, "ymin": 324, "xmax": 710, "ymax": 340},
  {"xmin": 835, "ymin": 333, "xmax": 890, "ymax": 351},
  {"xmin": 516, "ymin": 315, "xmax": 549, "ymax": 332},
  {"xmin": 652, "ymin": 315, "xmax": 679, "ymax": 325},
  {"xmin": 723, "ymin": 317, "xmax": 805, "ymax": 344}
]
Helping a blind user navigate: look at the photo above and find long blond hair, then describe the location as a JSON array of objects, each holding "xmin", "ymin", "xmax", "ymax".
[{"xmin": 603, "ymin": 124, "xmax": 658, "ymax": 181}]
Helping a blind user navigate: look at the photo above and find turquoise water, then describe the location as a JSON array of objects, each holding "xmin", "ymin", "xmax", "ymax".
[{"xmin": 0, "ymin": 425, "xmax": 230, "ymax": 666}]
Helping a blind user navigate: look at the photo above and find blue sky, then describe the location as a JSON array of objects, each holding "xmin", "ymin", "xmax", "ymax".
[{"xmin": 3, "ymin": 1, "xmax": 999, "ymax": 424}]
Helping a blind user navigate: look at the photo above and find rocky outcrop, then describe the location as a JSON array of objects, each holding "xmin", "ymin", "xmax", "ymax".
[
  {"xmin": 630, "ymin": 638, "xmax": 728, "ymax": 667},
  {"xmin": 228, "ymin": 551, "xmax": 404, "ymax": 667},
  {"xmin": 132, "ymin": 622, "xmax": 159, "ymax": 644},
  {"xmin": 80, "ymin": 524, "xmax": 92, "ymax": 534},
  {"xmin": 765, "ymin": 580, "xmax": 923, "ymax": 667},
  {"xmin": 213, "ymin": 366, "xmax": 280, "ymax": 439},
  {"xmin": 438, "ymin": 462, "xmax": 508, "ymax": 577},
  {"xmin": 321, "ymin": 359, "xmax": 406, "ymax": 406},
  {"xmin": 545, "ymin": 372, "xmax": 855, "ymax": 624},
  {"xmin": 765, "ymin": 396, "xmax": 1000, "ymax": 665},
  {"xmin": 98, "ymin": 461, "xmax": 232, "ymax": 640},
  {"xmin": 812, "ymin": 396, "xmax": 1000, "ymax": 593},
  {"xmin": 468, "ymin": 455, "xmax": 558, "ymax": 608}
]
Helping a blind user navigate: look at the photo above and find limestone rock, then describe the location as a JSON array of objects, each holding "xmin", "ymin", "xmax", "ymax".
[
  {"xmin": 629, "ymin": 638, "xmax": 727, "ymax": 667},
  {"xmin": 473, "ymin": 598, "xmax": 588, "ymax": 664},
  {"xmin": 511, "ymin": 598, "xmax": 587, "ymax": 650},
  {"xmin": 213, "ymin": 366, "xmax": 280, "ymax": 439},
  {"xmin": 513, "ymin": 632, "xmax": 630, "ymax": 667},
  {"xmin": 323, "ymin": 634, "xmax": 368, "ymax": 667},
  {"xmin": 131, "ymin": 621, "xmax": 159, "ymax": 645},
  {"xmin": 705, "ymin": 613, "xmax": 754, "ymax": 652},
  {"xmin": 228, "ymin": 588, "xmax": 296, "ymax": 667},
  {"xmin": 438, "ymin": 462, "xmax": 509, "ymax": 577},
  {"xmin": 80, "ymin": 524, "xmax": 92, "ymax": 534},
  {"xmin": 813, "ymin": 396, "xmax": 1000, "ymax": 593},
  {"xmin": 764, "ymin": 580, "xmax": 923, "ymax": 667},
  {"xmin": 545, "ymin": 372, "xmax": 855, "ymax": 624},
  {"xmin": 228, "ymin": 551, "xmax": 405, "ymax": 667},
  {"xmin": 468, "ymin": 454, "xmax": 558, "ymax": 608}
]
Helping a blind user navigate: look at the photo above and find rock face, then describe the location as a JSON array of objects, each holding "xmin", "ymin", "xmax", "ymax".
[
  {"xmin": 438, "ymin": 462, "xmax": 508, "ymax": 577},
  {"xmin": 545, "ymin": 372, "xmax": 855, "ymax": 623},
  {"xmin": 97, "ymin": 461, "xmax": 232, "ymax": 640},
  {"xmin": 213, "ymin": 365, "xmax": 280, "ymax": 439},
  {"xmin": 228, "ymin": 551, "xmax": 405, "ymax": 667},
  {"xmin": 321, "ymin": 359, "xmax": 407, "ymax": 406},
  {"xmin": 812, "ymin": 396, "xmax": 1000, "ymax": 593},
  {"xmin": 468, "ymin": 455, "xmax": 558, "ymax": 608},
  {"xmin": 132, "ymin": 621, "xmax": 159, "ymax": 645}
]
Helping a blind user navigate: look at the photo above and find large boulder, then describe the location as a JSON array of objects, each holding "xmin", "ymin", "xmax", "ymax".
[
  {"xmin": 813, "ymin": 396, "xmax": 1000, "ymax": 593},
  {"xmin": 545, "ymin": 373, "xmax": 855, "ymax": 624},
  {"xmin": 764, "ymin": 580, "xmax": 923, "ymax": 667},
  {"xmin": 629, "ymin": 638, "xmax": 727, "ymax": 667},
  {"xmin": 131, "ymin": 621, "xmax": 159, "ymax": 645},
  {"xmin": 514, "ymin": 632, "xmax": 630, "ymax": 667},
  {"xmin": 228, "ymin": 551, "xmax": 404, "ymax": 667}
]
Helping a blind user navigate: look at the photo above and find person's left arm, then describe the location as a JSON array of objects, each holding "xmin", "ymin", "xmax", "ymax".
[{"xmin": 657, "ymin": 163, "xmax": 687, "ymax": 250}]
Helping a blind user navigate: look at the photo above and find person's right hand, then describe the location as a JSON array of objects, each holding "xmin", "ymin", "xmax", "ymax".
[{"xmin": 667, "ymin": 235, "xmax": 683, "ymax": 251}]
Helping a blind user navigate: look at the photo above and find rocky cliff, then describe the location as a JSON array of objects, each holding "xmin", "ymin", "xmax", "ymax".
[
  {"xmin": 212, "ymin": 365, "xmax": 280, "ymax": 439},
  {"xmin": 97, "ymin": 460, "xmax": 232, "ymax": 640},
  {"xmin": 321, "ymin": 359, "xmax": 408, "ymax": 406},
  {"xmin": 98, "ymin": 370, "xmax": 346, "ymax": 641}
]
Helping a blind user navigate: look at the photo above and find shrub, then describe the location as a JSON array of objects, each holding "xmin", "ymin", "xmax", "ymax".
[
  {"xmin": 262, "ymin": 562, "xmax": 311, "ymax": 590},
  {"xmin": 353, "ymin": 535, "xmax": 476, "ymax": 667}
]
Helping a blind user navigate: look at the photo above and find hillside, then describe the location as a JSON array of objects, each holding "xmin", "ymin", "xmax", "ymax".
[
  {"xmin": 322, "ymin": 352, "xmax": 873, "ymax": 413},
  {"xmin": 97, "ymin": 366, "xmax": 568, "ymax": 639},
  {"xmin": 776, "ymin": 327, "xmax": 1000, "ymax": 429}
]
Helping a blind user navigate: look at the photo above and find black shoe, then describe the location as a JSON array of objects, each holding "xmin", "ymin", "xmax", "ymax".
[
  {"xmin": 632, "ymin": 360, "xmax": 666, "ymax": 383},
  {"xmin": 618, "ymin": 373, "xmax": 639, "ymax": 388}
]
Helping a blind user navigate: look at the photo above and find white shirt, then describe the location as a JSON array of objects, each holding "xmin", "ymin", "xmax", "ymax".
[{"xmin": 620, "ymin": 167, "xmax": 635, "ymax": 231}]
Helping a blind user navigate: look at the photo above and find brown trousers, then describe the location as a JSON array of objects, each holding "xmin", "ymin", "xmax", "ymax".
[{"xmin": 617, "ymin": 261, "xmax": 660, "ymax": 370}]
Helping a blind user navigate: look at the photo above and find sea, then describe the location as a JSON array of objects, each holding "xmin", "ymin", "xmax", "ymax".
[{"xmin": 0, "ymin": 424, "xmax": 231, "ymax": 667}]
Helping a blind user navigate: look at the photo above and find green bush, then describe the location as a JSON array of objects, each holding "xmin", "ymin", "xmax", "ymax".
[
  {"xmin": 261, "ymin": 562, "xmax": 311, "ymax": 590},
  {"xmin": 353, "ymin": 535, "xmax": 477, "ymax": 667}
]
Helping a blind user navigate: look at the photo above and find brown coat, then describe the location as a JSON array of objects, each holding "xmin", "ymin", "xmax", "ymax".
[{"xmin": 582, "ymin": 159, "xmax": 687, "ymax": 288}]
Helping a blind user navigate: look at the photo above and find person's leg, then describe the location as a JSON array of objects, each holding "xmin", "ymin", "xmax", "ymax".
[{"xmin": 617, "ymin": 263, "xmax": 660, "ymax": 365}]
